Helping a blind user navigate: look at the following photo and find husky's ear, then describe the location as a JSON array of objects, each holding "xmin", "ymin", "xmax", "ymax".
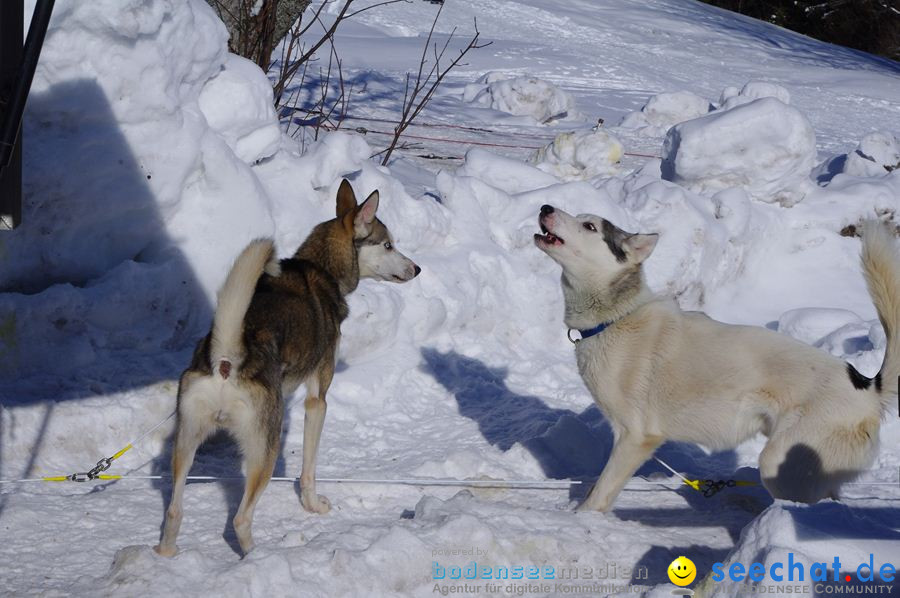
[
  {"xmin": 336, "ymin": 179, "xmax": 357, "ymax": 218},
  {"xmin": 622, "ymin": 233, "xmax": 658, "ymax": 263},
  {"xmin": 353, "ymin": 190, "xmax": 379, "ymax": 237}
]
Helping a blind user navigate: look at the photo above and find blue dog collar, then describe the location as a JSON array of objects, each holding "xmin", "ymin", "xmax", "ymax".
[{"xmin": 567, "ymin": 321, "xmax": 612, "ymax": 343}]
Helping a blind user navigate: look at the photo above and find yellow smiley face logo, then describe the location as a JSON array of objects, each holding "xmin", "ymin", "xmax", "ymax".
[{"xmin": 668, "ymin": 556, "xmax": 696, "ymax": 586}]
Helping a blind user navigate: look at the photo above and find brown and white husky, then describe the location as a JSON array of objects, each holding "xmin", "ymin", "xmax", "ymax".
[{"xmin": 155, "ymin": 180, "xmax": 419, "ymax": 556}]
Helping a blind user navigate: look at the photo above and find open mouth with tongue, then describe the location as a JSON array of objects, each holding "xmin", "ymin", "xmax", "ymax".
[{"xmin": 535, "ymin": 220, "xmax": 564, "ymax": 246}]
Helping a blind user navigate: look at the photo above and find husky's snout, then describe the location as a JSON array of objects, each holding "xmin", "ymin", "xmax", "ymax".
[
  {"xmin": 393, "ymin": 262, "xmax": 422, "ymax": 282},
  {"xmin": 535, "ymin": 204, "xmax": 564, "ymax": 247}
]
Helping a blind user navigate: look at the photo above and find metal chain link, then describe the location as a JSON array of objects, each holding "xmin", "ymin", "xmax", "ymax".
[
  {"xmin": 67, "ymin": 456, "xmax": 114, "ymax": 482},
  {"xmin": 700, "ymin": 479, "xmax": 737, "ymax": 498}
]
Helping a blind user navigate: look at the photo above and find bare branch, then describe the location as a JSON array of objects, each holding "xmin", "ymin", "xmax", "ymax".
[
  {"xmin": 280, "ymin": 4, "xmax": 350, "ymax": 148},
  {"xmin": 292, "ymin": 0, "xmax": 334, "ymax": 47},
  {"xmin": 381, "ymin": 14, "xmax": 491, "ymax": 165},
  {"xmin": 273, "ymin": 0, "xmax": 355, "ymax": 105}
]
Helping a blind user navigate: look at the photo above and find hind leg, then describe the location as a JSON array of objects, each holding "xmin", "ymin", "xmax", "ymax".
[
  {"xmin": 232, "ymin": 437, "xmax": 278, "ymax": 555},
  {"xmin": 300, "ymin": 355, "xmax": 335, "ymax": 514},
  {"xmin": 155, "ymin": 372, "xmax": 216, "ymax": 557},
  {"xmin": 230, "ymin": 382, "xmax": 282, "ymax": 555},
  {"xmin": 759, "ymin": 439, "xmax": 820, "ymax": 502},
  {"xmin": 760, "ymin": 415, "xmax": 878, "ymax": 503}
]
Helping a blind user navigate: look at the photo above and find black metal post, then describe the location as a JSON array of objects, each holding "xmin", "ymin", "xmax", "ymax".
[
  {"xmin": 0, "ymin": 0, "xmax": 55, "ymax": 230},
  {"xmin": 0, "ymin": 1, "xmax": 24, "ymax": 230}
]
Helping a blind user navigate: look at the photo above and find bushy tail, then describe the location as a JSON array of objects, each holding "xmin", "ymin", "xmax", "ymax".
[
  {"xmin": 210, "ymin": 238, "xmax": 277, "ymax": 378},
  {"xmin": 861, "ymin": 221, "xmax": 900, "ymax": 412}
]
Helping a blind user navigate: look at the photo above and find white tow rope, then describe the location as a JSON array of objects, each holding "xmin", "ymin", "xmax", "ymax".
[{"xmin": 0, "ymin": 413, "xmax": 894, "ymax": 494}]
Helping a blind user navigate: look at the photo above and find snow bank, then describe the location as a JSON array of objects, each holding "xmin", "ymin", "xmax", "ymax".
[
  {"xmin": 530, "ymin": 129, "xmax": 624, "ymax": 180},
  {"xmin": 455, "ymin": 147, "xmax": 558, "ymax": 194},
  {"xmin": 464, "ymin": 73, "xmax": 575, "ymax": 123},
  {"xmin": 777, "ymin": 307, "xmax": 884, "ymax": 374},
  {"xmin": 843, "ymin": 132, "xmax": 900, "ymax": 178},
  {"xmin": 619, "ymin": 90, "xmax": 712, "ymax": 136},
  {"xmin": 719, "ymin": 80, "xmax": 791, "ymax": 111},
  {"xmin": 618, "ymin": 82, "xmax": 789, "ymax": 138},
  {"xmin": 815, "ymin": 131, "xmax": 900, "ymax": 188},
  {"xmin": 8, "ymin": 0, "xmax": 230, "ymax": 288},
  {"xmin": 198, "ymin": 53, "xmax": 282, "ymax": 164},
  {"xmin": 705, "ymin": 503, "xmax": 900, "ymax": 597},
  {"xmin": 661, "ymin": 97, "xmax": 817, "ymax": 206},
  {"xmin": 777, "ymin": 307, "xmax": 867, "ymax": 347},
  {"xmin": 98, "ymin": 490, "xmax": 656, "ymax": 597},
  {"xmin": 601, "ymin": 174, "xmax": 747, "ymax": 306},
  {"xmin": 0, "ymin": 0, "xmax": 283, "ymax": 377}
]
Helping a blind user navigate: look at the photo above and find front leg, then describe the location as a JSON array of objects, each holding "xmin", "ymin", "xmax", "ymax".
[
  {"xmin": 577, "ymin": 432, "xmax": 661, "ymax": 512},
  {"xmin": 299, "ymin": 356, "xmax": 335, "ymax": 514}
]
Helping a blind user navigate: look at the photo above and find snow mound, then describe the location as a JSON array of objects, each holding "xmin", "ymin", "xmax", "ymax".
[
  {"xmin": 456, "ymin": 147, "xmax": 558, "ymax": 194},
  {"xmin": 0, "ymin": 0, "xmax": 281, "ymax": 376},
  {"xmin": 777, "ymin": 307, "xmax": 882, "ymax": 369},
  {"xmin": 719, "ymin": 80, "xmax": 791, "ymax": 110},
  {"xmin": 464, "ymin": 73, "xmax": 575, "ymax": 123},
  {"xmin": 705, "ymin": 503, "xmax": 900, "ymax": 597},
  {"xmin": 608, "ymin": 175, "xmax": 745, "ymax": 306},
  {"xmin": 661, "ymin": 97, "xmax": 816, "ymax": 206},
  {"xmin": 198, "ymin": 53, "xmax": 282, "ymax": 163},
  {"xmin": 619, "ymin": 90, "xmax": 712, "ymax": 136},
  {"xmin": 777, "ymin": 307, "xmax": 865, "ymax": 346},
  {"xmin": 843, "ymin": 132, "xmax": 900, "ymax": 177},
  {"xmin": 530, "ymin": 129, "xmax": 624, "ymax": 180},
  {"xmin": 97, "ymin": 491, "xmax": 650, "ymax": 597}
]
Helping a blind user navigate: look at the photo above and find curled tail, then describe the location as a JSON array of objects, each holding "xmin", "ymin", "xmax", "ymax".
[
  {"xmin": 210, "ymin": 238, "xmax": 278, "ymax": 379},
  {"xmin": 861, "ymin": 221, "xmax": 900, "ymax": 412}
]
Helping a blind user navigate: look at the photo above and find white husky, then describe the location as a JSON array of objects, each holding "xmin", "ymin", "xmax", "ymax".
[{"xmin": 534, "ymin": 204, "xmax": 896, "ymax": 511}]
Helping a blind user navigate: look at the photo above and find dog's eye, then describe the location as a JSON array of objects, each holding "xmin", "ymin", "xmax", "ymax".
[
  {"xmin": 384, "ymin": 242, "xmax": 393, "ymax": 250},
  {"xmin": 583, "ymin": 222, "xmax": 597, "ymax": 232}
]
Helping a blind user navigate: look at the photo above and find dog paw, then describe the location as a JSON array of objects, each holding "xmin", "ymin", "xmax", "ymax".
[
  {"xmin": 153, "ymin": 544, "xmax": 177, "ymax": 558},
  {"xmin": 301, "ymin": 493, "xmax": 331, "ymax": 514}
]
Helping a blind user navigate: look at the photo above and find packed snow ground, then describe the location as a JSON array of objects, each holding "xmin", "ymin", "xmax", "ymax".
[{"xmin": 1, "ymin": 0, "xmax": 899, "ymax": 596}]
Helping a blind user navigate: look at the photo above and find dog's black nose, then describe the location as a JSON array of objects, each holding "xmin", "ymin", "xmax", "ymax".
[
  {"xmin": 540, "ymin": 204, "xmax": 554, "ymax": 215},
  {"xmin": 414, "ymin": 265, "xmax": 421, "ymax": 277}
]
